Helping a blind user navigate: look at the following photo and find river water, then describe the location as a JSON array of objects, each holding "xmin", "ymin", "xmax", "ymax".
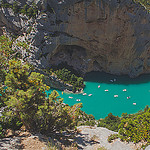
[{"xmin": 46, "ymin": 72, "xmax": 150, "ymax": 119}]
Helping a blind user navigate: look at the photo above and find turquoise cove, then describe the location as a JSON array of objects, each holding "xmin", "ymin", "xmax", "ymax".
[{"xmin": 46, "ymin": 72, "xmax": 150, "ymax": 119}]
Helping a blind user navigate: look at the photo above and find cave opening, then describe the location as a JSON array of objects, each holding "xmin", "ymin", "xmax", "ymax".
[{"xmin": 49, "ymin": 44, "xmax": 87, "ymax": 77}]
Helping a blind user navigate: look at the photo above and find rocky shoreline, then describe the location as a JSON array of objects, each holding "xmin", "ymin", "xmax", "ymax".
[
  {"xmin": 45, "ymin": 74, "xmax": 84, "ymax": 94},
  {"xmin": 64, "ymin": 88, "xmax": 83, "ymax": 94}
]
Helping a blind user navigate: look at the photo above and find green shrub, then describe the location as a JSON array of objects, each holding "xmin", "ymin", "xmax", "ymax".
[
  {"xmin": 1, "ymin": 2, "xmax": 38, "ymax": 18},
  {"xmin": 12, "ymin": 1, "xmax": 21, "ymax": 14},
  {"xmin": 1, "ymin": 1, "xmax": 12, "ymax": 8},
  {"xmin": 0, "ymin": 123, "xmax": 6, "ymax": 138},
  {"xmin": 53, "ymin": 68, "xmax": 84, "ymax": 93},
  {"xmin": 4, "ymin": 60, "xmax": 83, "ymax": 134},
  {"xmin": 97, "ymin": 113, "xmax": 121, "ymax": 131},
  {"xmin": 0, "ymin": 114, "xmax": 22, "ymax": 138},
  {"xmin": 118, "ymin": 107, "xmax": 150, "ymax": 144},
  {"xmin": 97, "ymin": 147, "xmax": 107, "ymax": 150},
  {"xmin": 0, "ymin": 36, "xmax": 84, "ymax": 135},
  {"xmin": 107, "ymin": 134, "xmax": 119, "ymax": 143}
]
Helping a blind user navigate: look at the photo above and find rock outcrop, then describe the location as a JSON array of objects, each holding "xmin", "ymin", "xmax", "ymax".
[
  {"xmin": 44, "ymin": 74, "xmax": 74, "ymax": 92},
  {"xmin": 76, "ymin": 126, "xmax": 150, "ymax": 150},
  {"xmin": 0, "ymin": 126, "xmax": 149, "ymax": 150},
  {"xmin": 0, "ymin": 0, "xmax": 150, "ymax": 77}
]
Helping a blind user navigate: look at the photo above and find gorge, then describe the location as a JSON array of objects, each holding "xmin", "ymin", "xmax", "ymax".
[{"xmin": 0, "ymin": 0, "xmax": 150, "ymax": 149}]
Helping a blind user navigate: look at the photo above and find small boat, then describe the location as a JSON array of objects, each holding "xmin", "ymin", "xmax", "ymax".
[
  {"xmin": 88, "ymin": 94, "xmax": 92, "ymax": 96},
  {"xmin": 76, "ymin": 99, "xmax": 81, "ymax": 101},
  {"xmin": 83, "ymin": 93, "xmax": 87, "ymax": 95},
  {"xmin": 114, "ymin": 95, "xmax": 118, "ymax": 97},
  {"xmin": 69, "ymin": 96, "xmax": 73, "ymax": 99},
  {"xmin": 98, "ymin": 85, "xmax": 100, "ymax": 88},
  {"xmin": 105, "ymin": 89, "xmax": 109, "ymax": 92},
  {"xmin": 127, "ymin": 96, "xmax": 131, "ymax": 99},
  {"xmin": 133, "ymin": 103, "xmax": 136, "ymax": 105},
  {"xmin": 110, "ymin": 80, "xmax": 113, "ymax": 82},
  {"xmin": 123, "ymin": 89, "xmax": 127, "ymax": 92}
]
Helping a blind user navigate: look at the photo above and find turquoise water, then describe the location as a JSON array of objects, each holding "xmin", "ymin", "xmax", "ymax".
[{"xmin": 46, "ymin": 72, "xmax": 150, "ymax": 120}]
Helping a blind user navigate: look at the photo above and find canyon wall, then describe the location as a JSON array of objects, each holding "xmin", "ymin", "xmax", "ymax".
[{"xmin": 0, "ymin": 0, "xmax": 150, "ymax": 77}]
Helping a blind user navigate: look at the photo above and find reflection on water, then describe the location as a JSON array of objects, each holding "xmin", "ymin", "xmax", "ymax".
[{"xmin": 84, "ymin": 71, "xmax": 150, "ymax": 85}]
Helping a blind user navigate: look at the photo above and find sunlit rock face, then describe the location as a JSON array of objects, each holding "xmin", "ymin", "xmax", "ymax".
[
  {"xmin": 48, "ymin": 0, "xmax": 150, "ymax": 77},
  {"xmin": 0, "ymin": 0, "xmax": 150, "ymax": 77}
]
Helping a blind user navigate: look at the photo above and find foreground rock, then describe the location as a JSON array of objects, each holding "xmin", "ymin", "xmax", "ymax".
[
  {"xmin": 0, "ymin": 137, "xmax": 22, "ymax": 150},
  {"xmin": 75, "ymin": 126, "xmax": 148, "ymax": 150},
  {"xmin": 0, "ymin": 131, "xmax": 48, "ymax": 150},
  {"xmin": 0, "ymin": 126, "xmax": 149, "ymax": 150}
]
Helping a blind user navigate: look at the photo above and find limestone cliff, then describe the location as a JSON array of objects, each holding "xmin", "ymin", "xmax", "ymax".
[{"xmin": 0, "ymin": 0, "xmax": 150, "ymax": 77}]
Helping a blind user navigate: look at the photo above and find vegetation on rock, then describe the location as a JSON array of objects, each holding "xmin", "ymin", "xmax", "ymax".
[
  {"xmin": 0, "ymin": 35, "xmax": 91, "ymax": 138},
  {"xmin": 99, "ymin": 106, "xmax": 150, "ymax": 148},
  {"xmin": 97, "ymin": 113, "xmax": 121, "ymax": 132},
  {"xmin": 0, "ymin": 1, "xmax": 38, "ymax": 18},
  {"xmin": 118, "ymin": 106, "xmax": 150, "ymax": 144},
  {"xmin": 52, "ymin": 68, "xmax": 84, "ymax": 93},
  {"xmin": 2, "ymin": 59, "xmax": 83, "ymax": 134},
  {"xmin": 0, "ymin": 0, "xmax": 150, "ymax": 143},
  {"xmin": 134, "ymin": 0, "xmax": 150, "ymax": 11},
  {"xmin": 107, "ymin": 134, "xmax": 119, "ymax": 143},
  {"xmin": 0, "ymin": 35, "xmax": 16, "ymax": 108},
  {"xmin": 20, "ymin": 3, "xmax": 38, "ymax": 18}
]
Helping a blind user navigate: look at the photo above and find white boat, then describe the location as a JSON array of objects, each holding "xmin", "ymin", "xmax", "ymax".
[
  {"xmin": 133, "ymin": 103, "xmax": 136, "ymax": 105},
  {"xmin": 114, "ymin": 95, "xmax": 118, "ymax": 97},
  {"xmin": 110, "ymin": 80, "xmax": 113, "ymax": 82},
  {"xmin": 69, "ymin": 96, "xmax": 73, "ymax": 99},
  {"xmin": 105, "ymin": 89, "xmax": 109, "ymax": 92},
  {"xmin": 88, "ymin": 94, "xmax": 92, "ymax": 96},
  {"xmin": 76, "ymin": 99, "xmax": 81, "ymax": 101},
  {"xmin": 98, "ymin": 85, "xmax": 100, "ymax": 88},
  {"xmin": 83, "ymin": 93, "xmax": 87, "ymax": 95},
  {"xmin": 123, "ymin": 89, "xmax": 127, "ymax": 92}
]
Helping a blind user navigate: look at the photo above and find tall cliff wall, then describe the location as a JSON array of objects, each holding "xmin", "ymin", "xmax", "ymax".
[{"xmin": 0, "ymin": 0, "xmax": 150, "ymax": 77}]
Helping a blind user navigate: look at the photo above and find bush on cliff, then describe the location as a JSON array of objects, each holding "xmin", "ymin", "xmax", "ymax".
[
  {"xmin": 3, "ymin": 59, "xmax": 82, "ymax": 134},
  {"xmin": 118, "ymin": 107, "xmax": 150, "ymax": 144},
  {"xmin": 53, "ymin": 68, "xmax": 84, "ymax": 92},
  {"xmin": 97, "ymin": 113, "xmax": 121, "ymax": 132},
  {"xmin": 1, "ymin": 1, "xmax": 38, "ymax": 18},
  {"xmin": 0, "ymin": 35, "xmax": 85, "ymax": 136},
  {"xmin": 0, "ymin": 35, "xmax": 17, "ymax": 109}
]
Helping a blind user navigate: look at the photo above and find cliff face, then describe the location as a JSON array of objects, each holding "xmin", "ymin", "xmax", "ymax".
[{"xmin": 0, "ymin": 0, "xmax": 150, "ymax": 77}]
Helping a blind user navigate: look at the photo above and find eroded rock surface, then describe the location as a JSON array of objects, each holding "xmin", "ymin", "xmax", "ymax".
[
  {"xmin": 76, "ymin": 126, "xmax": 140, "ymax": 150},
  {"xmin": 0, "ymin": 0, "xmax": 150, "ymax": 77}
]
